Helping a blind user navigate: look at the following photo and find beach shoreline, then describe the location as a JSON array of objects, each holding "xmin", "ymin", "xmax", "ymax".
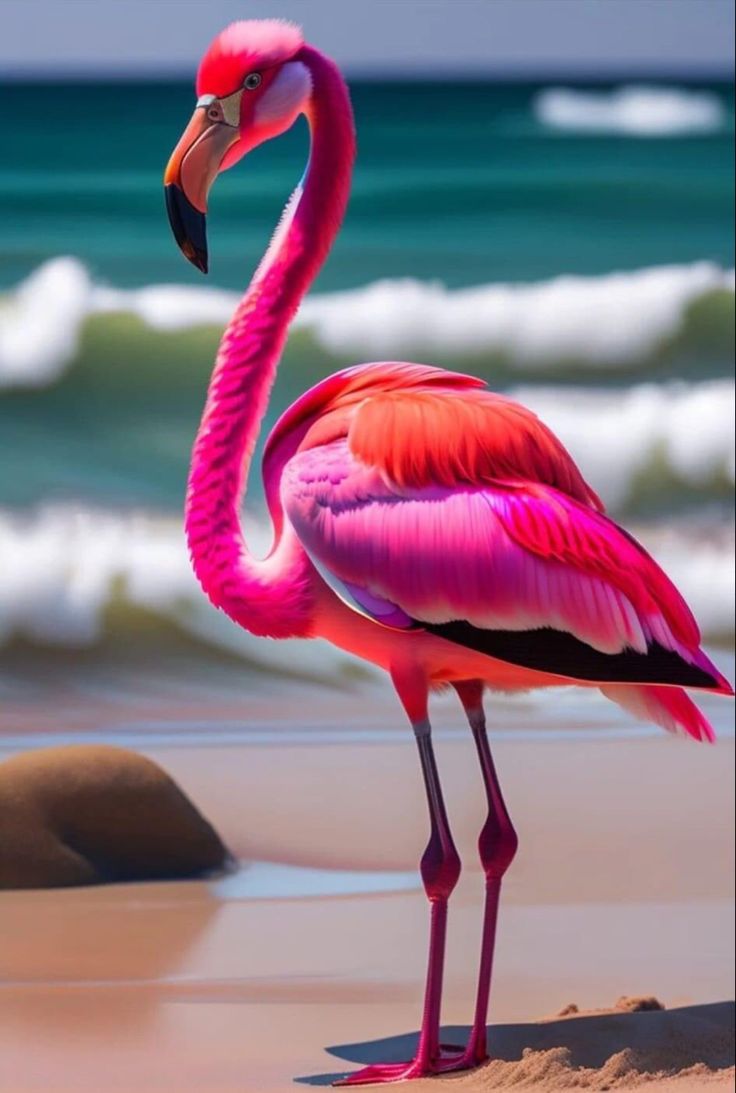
[{"xmin": 1, "ymin": 695, "xmax": 733, "ymax": 1092}]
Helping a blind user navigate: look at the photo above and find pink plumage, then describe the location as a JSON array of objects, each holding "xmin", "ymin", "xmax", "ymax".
[
  {"xmin": 196, "ymin": 20, "xmax": 304, "ymax": 97},
  {"xmin": 164, "ymin": 22, "xmax": 733, "ymax": 1084},
  {"xmin": 277, "ymin": 369, "xmax": 730, "ymax": 733}
]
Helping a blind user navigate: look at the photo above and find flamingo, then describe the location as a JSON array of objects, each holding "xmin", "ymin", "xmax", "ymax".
[{"xmin": 163, "ymin": 20, "xmax": 733, "ymax": 1086}]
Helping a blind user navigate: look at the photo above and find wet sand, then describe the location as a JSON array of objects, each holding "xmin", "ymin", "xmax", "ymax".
[{"xmin": 0, "ymin": 684, "xmax": 733, "ymax": 1093}]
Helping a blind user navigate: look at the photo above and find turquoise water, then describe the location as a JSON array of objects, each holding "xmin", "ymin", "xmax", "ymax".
[
  {"xmin": 1, "ymin": 79, "xmax": 734, "ymax": 290},
  {"xmin": 0, "ymin": 77, "xmax": 734, "ymax": 668}
]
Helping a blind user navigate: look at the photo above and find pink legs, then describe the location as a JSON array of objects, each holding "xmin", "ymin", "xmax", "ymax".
[
  {"xmin": 336, "ymin": 666, "xmax": 462, "ymax": 1086},
  {"xmin": 335, "ymin": 674, "xmax": 516, "ymax": 1086},
  {"xmin": 411, "ymin": 718, "xmax": 463, "ymax": 1066},
  {"xmin": 452, "ymin": 680, "xmax": 518, "ymax": 1067}
]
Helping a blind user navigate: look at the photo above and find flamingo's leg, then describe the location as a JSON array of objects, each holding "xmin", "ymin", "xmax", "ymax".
[
  {"xmin": 335, "ymin": 666, "xmax": 462, "ymax": 1086},
  {"xmin": 449, "ymin": 680, "xmax": 519, "ymax": 1069}
]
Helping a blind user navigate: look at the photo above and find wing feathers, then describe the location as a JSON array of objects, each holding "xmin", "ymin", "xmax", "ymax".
[
  {"xmin": 349, "ymin": 389, "xmax": 603, "ymax": 508},
  {"xmin": 273, "ymin": 366, "xmax": 727, "ymax": 699},
  {"xmin": 601, "ymin": 684, "xmax": 716, "ymax": 742},
  {"xmin": 281, "ymin": 439, "xmax": 716, "ymax": 687}
]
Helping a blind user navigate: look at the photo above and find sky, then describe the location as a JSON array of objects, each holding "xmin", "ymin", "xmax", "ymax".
[{"xmin": 1, "ymin": 0, "xmax": 734, "ymax": 77}]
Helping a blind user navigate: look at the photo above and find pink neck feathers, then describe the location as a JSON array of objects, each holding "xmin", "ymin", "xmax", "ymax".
[{"xmin": 185, "ymin": 46, "xmax": 355, "ymax": 637}]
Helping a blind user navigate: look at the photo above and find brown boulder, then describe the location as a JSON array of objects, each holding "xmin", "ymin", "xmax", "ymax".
[{"xmin": 0, "ymin": 744, "xmax": 230, "ymax": 889}]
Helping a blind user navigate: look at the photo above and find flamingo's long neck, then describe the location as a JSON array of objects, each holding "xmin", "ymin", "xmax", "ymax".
[{"xmin": 185, "ymin": 46, "xmax": 355, "ymax": 637}]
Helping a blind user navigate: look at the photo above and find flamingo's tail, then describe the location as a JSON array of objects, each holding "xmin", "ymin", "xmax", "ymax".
[{"xmin": 601, "ymin": 684, "xmax": 716, "ymax": 743}]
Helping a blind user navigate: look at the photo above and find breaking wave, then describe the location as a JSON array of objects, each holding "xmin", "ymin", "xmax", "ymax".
[
  {"xmin": 534, "ymin": 85, "xmax": 728, "ymax": 137},
  {"xmin": 0, "ymin": 506, "xmax": 360, "ymax": 681},
  {"xmin": 0, "ymin": 506, "xmax": 733, "ymax": 670},
  {"xmin": 0, "ymin": 258, "xmax": 733, "ymax": 389},
  {"xmin": 512, "ymin": 380, "xmax": 735, "ymax": 511}
]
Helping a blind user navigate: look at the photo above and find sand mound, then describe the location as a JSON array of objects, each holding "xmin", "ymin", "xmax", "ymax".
[
  {"xmin": 556, "ymin": 997, "xmax": 666, "ymax": 1019},
  {"xmin": 413, "ymin": 1001, "xmax": 734, "ymax": 1091},
  {"xmin": 0, "ymin": 744, "xmax": 230, "ymax": 889},
  {"xmin": 472, "ymin": 1046, "xmax": 732, "ymax": 1090}
]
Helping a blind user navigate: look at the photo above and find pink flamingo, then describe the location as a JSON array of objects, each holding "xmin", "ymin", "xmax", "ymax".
[{"xmin": 164, "ymin": 20, "xmax": 733, "ymax": 1086}]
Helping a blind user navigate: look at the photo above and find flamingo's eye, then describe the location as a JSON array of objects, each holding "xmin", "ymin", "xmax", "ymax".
[{"xmin": 244, "ymin": 73, "xmax": 262, "ymax": 91}]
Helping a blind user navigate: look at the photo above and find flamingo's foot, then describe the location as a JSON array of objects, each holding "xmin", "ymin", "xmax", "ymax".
[
  {"xmin": 432, "ymin": 1044, "xmax": 488, "ymax": 1074},
  {"xmin": 333, "ymin": 1046, "xmax": 468, "ymax": 1086}
]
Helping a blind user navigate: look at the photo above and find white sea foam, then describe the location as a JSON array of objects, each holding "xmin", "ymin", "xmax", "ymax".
[
  {"xmin": 647, "ymin": 528, "xmax": 736, "ymax": 644},
  {"xmin": 0, "ymin": 505, "xmax": 359, "ymax": 678},
  {"xmin": 93, "ymin": 280, "xmax": 240, "ymax": 332},
  {"xmin": 0, "ymin": 500, "xmax": 733, "ymax": 660},
  {"xmin": 0, "ymin": 258, "xmax": 93, "ymax": 387},
  {"xmin": 297, "ymin": 263, "xmax": 734, "ymax": 364},
  {"xmin": 1, "ymin": 258, "xmax": 733, "ymax": 389},
  {"xmin": 513, "ymin": 379, "xmax": 735, "ymax": 510},
  {"xmin": 534, "ymin": 85, "xmax": 727, "ymax": 136}
]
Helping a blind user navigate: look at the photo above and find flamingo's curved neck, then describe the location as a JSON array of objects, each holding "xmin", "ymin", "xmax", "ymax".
[{"xmin": 185, "ymin": 46, "xmax": 355, "ymax": 637}]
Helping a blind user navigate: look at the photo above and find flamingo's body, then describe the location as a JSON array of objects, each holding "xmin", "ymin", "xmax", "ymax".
[{"xmin": 165, "ymin": 20, "xmax": 732, "ymax": 1085}]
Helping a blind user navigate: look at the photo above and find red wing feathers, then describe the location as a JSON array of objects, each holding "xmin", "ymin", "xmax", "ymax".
[{"xmin": 348, "ymin": 389, "xmax": 603, "ymax": 510}]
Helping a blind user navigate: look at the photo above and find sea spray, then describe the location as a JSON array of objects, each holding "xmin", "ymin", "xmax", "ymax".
[
  {"xmin": 534, "ymin": 85, "xmax": 727, "ymax": 136},
  {"xmin": 1, "ymin": 258, "xmax": 734, "ymax": 389},
  {"xmin": 0, "ymin": 505, "xmax": 363, "ymax": 681},
  {"xmin": 512, "ymin": 380, "xmax": 735, "ymax": 511}
]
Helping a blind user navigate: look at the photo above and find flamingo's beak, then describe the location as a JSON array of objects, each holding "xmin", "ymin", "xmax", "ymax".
[{"xmin": 164, "ymin": 95, "xmax": 241, "ymax": 274}]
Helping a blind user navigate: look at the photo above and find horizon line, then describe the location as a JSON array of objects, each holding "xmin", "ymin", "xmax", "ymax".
[{"xmin": 1, "ymin": 61, "xmax": 734, "ymax": 84}]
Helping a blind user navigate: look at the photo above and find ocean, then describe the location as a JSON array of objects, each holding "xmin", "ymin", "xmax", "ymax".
[{"xmin": 0, "ymin": 76, "xmax": 734, "ymax": 701}]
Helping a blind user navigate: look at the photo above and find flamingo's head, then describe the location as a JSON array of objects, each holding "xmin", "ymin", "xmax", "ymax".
[{"xmin": 164, "ymin": 20, "xmax": 311, "ymax": 273}]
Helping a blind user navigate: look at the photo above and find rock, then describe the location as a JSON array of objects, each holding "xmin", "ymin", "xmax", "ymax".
[
  {"xmin": 557, "ymin": 1003, "xmax": 580, "ymax": 1016},
  {"xmin": 0, "ymin": 744, "xmax": 231, "ymax": 889},
  {"xmin": 614, "ymin": 995, "xmax": 665, "ymax": 1013}
]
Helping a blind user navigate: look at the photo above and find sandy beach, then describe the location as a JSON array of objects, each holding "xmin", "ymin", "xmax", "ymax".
[{"xmin": 0, "ymin": 659, "xmax": 733, "ymax": 1093}]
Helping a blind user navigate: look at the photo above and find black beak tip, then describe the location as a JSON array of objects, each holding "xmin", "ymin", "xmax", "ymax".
[
  {"xmin": 189, "ymin": 248, "xmax": 209, "ymax": 276},
  {"xmin": 165, "ymin": 183, "xmax": 209, "ymax": 275}
]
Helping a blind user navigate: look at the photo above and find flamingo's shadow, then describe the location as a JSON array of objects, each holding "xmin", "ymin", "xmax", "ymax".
[{"xmin": 295, "ymin": 1000, "xmax": 735, "ymax": 1086}]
